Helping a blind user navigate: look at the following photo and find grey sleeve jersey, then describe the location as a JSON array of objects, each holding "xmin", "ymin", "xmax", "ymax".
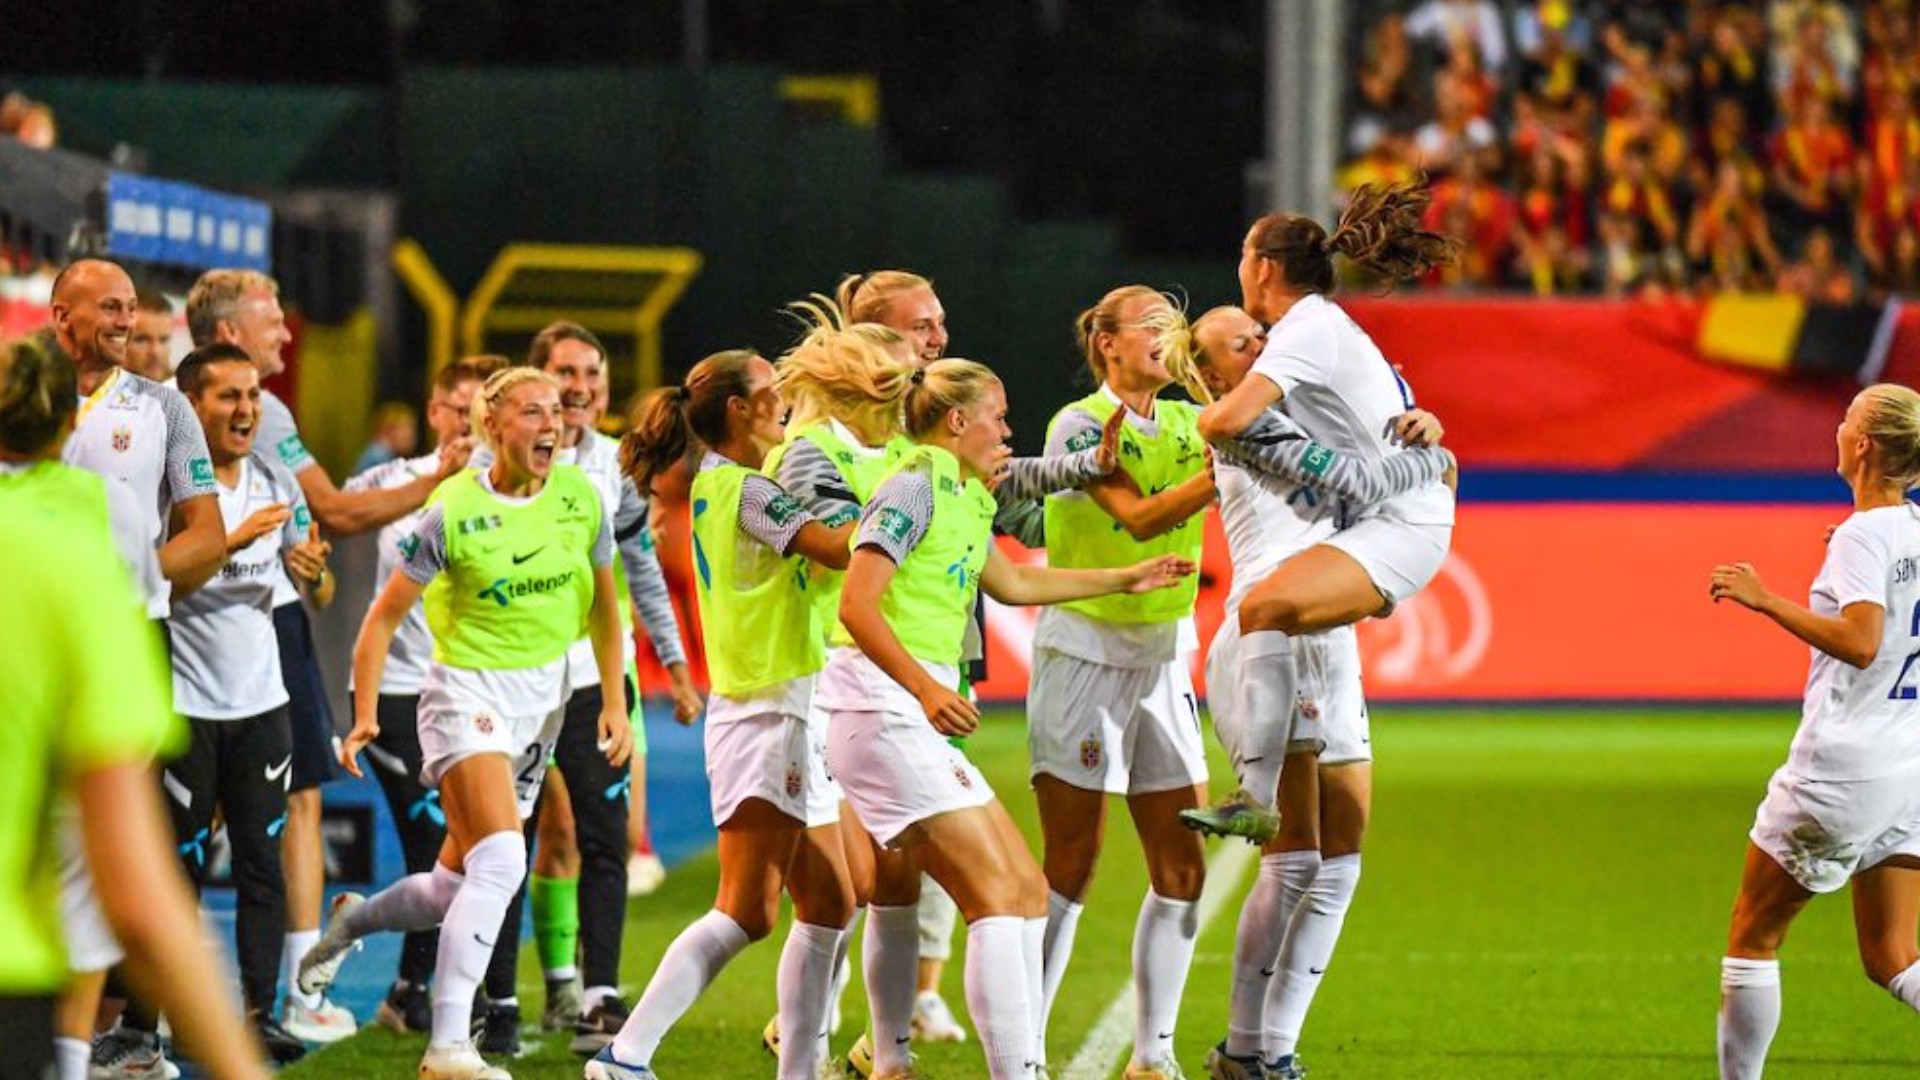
[
  {"xmin": 609, "ymin": 449, "xmax": 688, "ymax": 667},
  {"xmin": 737, "ymin": 473, "xmax": 815, "ymax": 555},
  {"xmin": 158, "ymin": 382, "xmax": 218, "ymax": 505},
  {"xmin": 999, "ymin": 449, "xmax": 1104, "ymax": 504},
  {"xmin": 855, "ymin": 469, "xmax": 935, "ymax": 565},
  {"xmin": 256, "ymin": 389, "xmax": 318, "ymax": 475},
  {"xmin": 1221, "ymin": 408, "xmax": 1453, "ymax": 507},
  {"xmin": 773, "ymin": 438, "xmax": 863, "ymax": 527},
  {"xmin": 399, "ymin": 504, "xmax": 451, "ymax": 585}
]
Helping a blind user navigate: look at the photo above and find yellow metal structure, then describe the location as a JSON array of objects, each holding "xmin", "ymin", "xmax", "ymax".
[
  {"xmin": 391, "ymin": 238, "xmax": 459, "ymax": 380},
  {"xmin": 779, "ymin": 75, "xmax": 880, "ymax": 127},
  {"xmin": 459, "ymin": 244, "xmax": 703, "ymax": 396}
]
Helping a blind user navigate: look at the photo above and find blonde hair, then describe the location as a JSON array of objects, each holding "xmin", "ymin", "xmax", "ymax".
[
  {"xmin": 836, "ymin": 269, "xmax": 934, "ymax": 326},
  {"xmin": 1073, "ymin": 285, "xmax": 1195, "ymax": 389},
  {"xmin": 903, "ymin": 358, "xmax": 1001, "ymax": 440},
  {"xmin": 471, "ymin": 367, "xmax": 561, "ymax": 448},
  {"xmin": 0, "ymin": 335, "xmax": 76, "ymax": 458},
  {"xmin": 1162, "ymin": 305, "xmax": 1246, "ymax": 406},
  {"xmin": 620, "ymin": 350, "xmax": 761, "ymax": 485},
  {"xmin": 1860, "ymin": 383, "xmax": 1920, "ymax": 488},
  {"xmin": 775, "ymin": 298, "xmax": 915, "ymax": 437},
  {"xmin": 185, "ymin": 269, "xmax": 279, "ymax": 347}
]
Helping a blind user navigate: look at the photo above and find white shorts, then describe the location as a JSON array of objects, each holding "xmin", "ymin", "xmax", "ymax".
[
  {"xmin": 58, "ymin": 812, "xmax": 122, "ymax": 972},
  {"xmin": 706, "ymin": 709, "xmax": 841, "ymax": 829},
  {"xmin": 1325, "ymin": 515, "xmax": 1452, "ymax": 607},
  {"xmin": 1027, "ymin": 648, "xmax": 1208, "ymax": 796},
  {"xmin": 1750, "ymin": 764, "xmax": 1920, "ymax": 893},
  {"xmin": 1205, "ymin": 619, "xmax": 1371, "ymax": 784},
  {"xmin": 826, "ymin": 708, "xmax": 993, "ymax": 848},
  {"xmin": 418, "ymin": 701, "xmax": 564, "ymax": 820}
]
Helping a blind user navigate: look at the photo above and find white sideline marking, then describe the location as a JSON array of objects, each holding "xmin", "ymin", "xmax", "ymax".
[{"xmin": 1060, "ymin": 841, "xmax": 1257, "ymax": 1080}]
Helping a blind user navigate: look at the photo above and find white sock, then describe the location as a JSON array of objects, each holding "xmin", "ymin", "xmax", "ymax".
[
  {"xmin": 611, "ymin": 909, "xmax": 751, "ymax": 1065},
  {"xmin": 54, "ymin": 1036, "xmax": 88, "ymax": 1080},
  {"xmin": 1719, "ymin": 957, "xmax": 1781, "ymax": 1080},
  {"xmin": 1131, "ymin": 891, "xmax": 1199, "ymax": 1068},
  {"xmin": 1038, "ymin": 890, "xmax": 1083, "ymax": 1062},
  {"xmin": 1890, "ymin": 959, "xmax": 1920, "ymax": 1011},
  {"xmin": 1227, "ymin": 851, "xmax": 1320, "ymax": 1056},
  {"xmin": 346, "ymin": 864, "xmax": 464, "ymax": 939},
  {"xmin": 1263, "ymin": 853, "xmax": 1359, "ymax": 1058},
  {"xmin": 830, "ymin": 904, "xmax": 862, "ymax": 1026},
  {"xmin": 284, "ymin": 929, "xmax": 322, "ymax": 1009},
  {"xmin": 918, "ymin": 877, "xmax": 959, "ymax": 957},
  {"xmin": 430, "ymin": 832, "xmax": 527, "ymax": 1048},
  {"xmin": 864, "ymin": 903, "xmax": 920, "ymax": 1076},
  {"xmin": 777, "ymin": 922, "xmax": 842, "ymax": 1080},
  {"xmin": 585, "ymin": 984, "xmax": 619, "ymax": 1010},
  {"xmin": 546, "ymin": 964, "xmax": 579, "ymax": 983},
  {"xmin": 965, "ymin": 916, "xmax": 1034, "ymax": 1080},
  {"xmin": 1023, "ymin": 916, "xmax": 1046, "ymax": 1066},
  {"xmin": 1238, "ymin": 630, "xmax": 1297, "ymax": 806}
]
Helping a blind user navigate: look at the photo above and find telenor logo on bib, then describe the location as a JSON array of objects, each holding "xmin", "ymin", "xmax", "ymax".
[{"xmin": 478, "ymin": 570, "xmax": 576, "ymax": 607}]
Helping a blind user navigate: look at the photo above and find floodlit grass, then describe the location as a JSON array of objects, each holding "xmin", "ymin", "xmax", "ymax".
[{"xmin": 285, "ymin": 708, "xmax": 1920, "ymax": 1079}]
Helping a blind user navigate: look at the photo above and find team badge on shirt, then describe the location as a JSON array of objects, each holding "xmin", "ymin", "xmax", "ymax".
[
  {"xmin": 111, "ymin": 425, "xmax": 132, "ymax": 452},
  {"xmin": 875, "ymin": 506, "xmax": 915, "ymax": 542},
  {"xmin": 1079, "ymin": 737, "xmax": 1103, "ymax": 770},
  {"xmin": 473, "ymin": 712, "xmax": 496, "ymax": 735}
]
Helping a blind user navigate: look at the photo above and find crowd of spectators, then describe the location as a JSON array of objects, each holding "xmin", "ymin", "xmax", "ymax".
[{"xmin": 1342, "ymin": 0, "xmax": 1920, "ymax": 301}]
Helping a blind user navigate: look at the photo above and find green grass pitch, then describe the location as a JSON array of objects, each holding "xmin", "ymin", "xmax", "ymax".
[{"xmin": 284, "ymin": 708, "xmax": 1920, "ymax": 1079}]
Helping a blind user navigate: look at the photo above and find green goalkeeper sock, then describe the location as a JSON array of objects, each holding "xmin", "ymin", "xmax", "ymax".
[{"xmin": 529, "ymin": 874, "xmax": 580, "ymax": 978}]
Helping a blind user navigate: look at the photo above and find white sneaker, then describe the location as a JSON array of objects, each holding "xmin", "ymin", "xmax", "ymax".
[
  {"xmin": 909, "ymin": 991, "xmax": 966, "ymax": 1043},
  {"xmin": 418, "ymin": 1041, "xmax": 511, "ymax": 1080},
  {"xmin": 297, "ymin": 892, "xmax": 366, "ymax": 996},
  {"xmin": 626, "ymin": 851, "xmax": 666, "ymax": 897},
  {"xmin": 282, "ymin": 995, "xmax": 358, "ymax": 1043}
]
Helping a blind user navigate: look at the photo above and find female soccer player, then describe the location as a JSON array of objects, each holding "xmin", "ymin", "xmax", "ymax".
[
  {"xmin": 585, "ymin": 349, "xmax": 858, "ymax": 1080},
  {"xmin": 1172, "ymin": 306, "xmax": 1453, "ymax": 1080},
  {"xmin": 1708, "ymin": 384, "xmax": 1920, "ymax": 1080},
  {"xmin": 1185, "ymin": 178, "xmax": 1460, "ymax": 844},
  {"xmin": 303, "ymin": 367, "xmax": 633, "ymax": 1080},
  {"xmin": 826, "ymin": 357, "xmax": 1192, "ymax": 1080}
]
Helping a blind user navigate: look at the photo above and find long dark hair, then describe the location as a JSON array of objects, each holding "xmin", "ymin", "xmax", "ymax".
[
  {"xmin": 619, "ymin": 349, "xmax": 760, "ymax": 485},
  {"xmin": 1248, "ymin": 177, "xmax": 1459, "ymax": 294}
]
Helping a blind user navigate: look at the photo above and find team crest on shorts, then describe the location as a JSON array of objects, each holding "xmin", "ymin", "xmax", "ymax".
[
  {"xmin": 111, "ymin": 425, "xmax": 133, "ymax": 452},
  {"xmin": 474, "ymin": 712, "xmax": 496, "ymax": 735},
  {"xmin": 1080, "ymin": 737, "xmax": 1103, "ymax": 770},
  {"xmin": 951, "ymin": 763, "xmax": 973, "ymax": 790},
  {"xmin": 1297, "ymin": 695, "xmax": 1321, "ymax": 721},
  {"xmin": 785, "ymin": 766, "xmax": 803, "ymax": 799}
]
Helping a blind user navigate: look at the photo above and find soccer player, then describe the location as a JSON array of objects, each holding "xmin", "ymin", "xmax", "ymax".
[
  {"xmin": 344, "ymin": 355, "xmax": 505, "ymax": 1033},
  {"xmin": 1172, "ymin": 306, "xmax": 1453, "ymax": 1080},
  {"xmin": 303, "ymin": 367, "xmax": 633, "ymax": 1080},
  {"xmin": 186, "ymin": 268, "xmax": 475, "ymax": 1042},
  {"xmin": 1708, "ymin": 385, "xmax": 1920, "ymax": 1080},
  {"xmin": 114, "ymin": 344, "xmax": 337, "ymax": 1064},
  {"xmin": 828, "ymin": 358, "xmax": 1191, "ymax": 1080},
  {"xmin": 587, "ymin": 349, "xmax": 858, "ymax": 1080},
  {"xmin": 124, "ymin": 289, "xmax": 176, "ymax": 382},
  {"xmin": 1185, "ymin": 178, "xmax": 1460, "ymax": 843},
  {"xmin": 0, "ymin": 335, "xmax": 272, "ymax": 1080}
]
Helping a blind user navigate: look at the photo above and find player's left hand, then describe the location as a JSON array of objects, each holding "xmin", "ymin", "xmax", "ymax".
[
  {"xmin": 1710, "ymin": 562, "xmax": 1770, "ymax": 611},
  {"xmin": 286, "ymin": 522, "xmax": 331, "ymax": 586},
  {"xmin": 667, "ymin": 662, "xmax": 705, "ymax": 725},
  {"xmin": 1095, "ymin": 406, "xmax": 1126, "ymax": 475},
  {"xmin": 1126, "ymin": 554, "xmax": 1198, "ymax": 593},
  {"xmin": 597, "ymin": 706, "xmax": 634, "ymax": 768},
  {"xmin": 1394, "ymin": 409, "xmax": 1445, "ymax": 447}
]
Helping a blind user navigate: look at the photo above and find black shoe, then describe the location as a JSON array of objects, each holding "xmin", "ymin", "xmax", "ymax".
[
  {"xmin": 249, "ymin": 1011, "xmax": 308, "ymax": 1065},
  {"xmin": 569, "ymin": 995, "xmax": 630, "ymax": 1055},
  {"xmin": 377, "ymin": 980, "xmax": 432, "ymax": 1034},
  {"xmin": 476, "ymin": 1001, "xmax": 523, "ymax": 1056}
]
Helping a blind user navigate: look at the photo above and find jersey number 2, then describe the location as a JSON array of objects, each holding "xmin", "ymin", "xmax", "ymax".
[{"xmin": 1888, "ymin": 601, "xmax": 1920, "ymax": 700}]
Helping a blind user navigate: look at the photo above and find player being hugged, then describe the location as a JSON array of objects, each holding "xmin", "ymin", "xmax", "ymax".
[
  {"xmin": 586, "ymin": 350, "xmax": 859, "ymax": 1080},
  {"xmin": 823, "ymin": 358, "xmax": 1192, "ymax": 1080},
  {"xmin": 300, "ymin": 367, "xmax": 632, "ymax": 1080},
  {"xmin": 1709, "ymin": 384, "xmax": 1920, "ymax": 1080}
]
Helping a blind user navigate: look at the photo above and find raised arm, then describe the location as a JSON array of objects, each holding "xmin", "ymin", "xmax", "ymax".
[
  {"xmin": 978, "ymin": 544, "xmax": 1194, "ymax": 607},
  {"xmin": 1083, "ymin": 466, "xmax": 1217, "ymax": 542},
  {"xmin": 1221, "ymin": 411, "xmax": 1455, "ymax": 505},
  {"xmin": 1710, "ymin": 562, "xmax": 1884, "ymax": 669},
  {"xmin": 1197, "ymin": 369, "xmax": 1284, "ymax": 442}
]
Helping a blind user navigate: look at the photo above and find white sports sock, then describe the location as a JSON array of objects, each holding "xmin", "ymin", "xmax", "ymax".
[
  {"xmin": 832, "ymin": 904, "xmax": 864, "ymax": 996},
  {"xmin": 1038, "ymin": 890, "xmax": 1083, "ymax": 1060},
  {"xmin": 430, "ymin": 832, "xmax": 527, "ymax": 1048},
  {"xmin": 345, "ymin": 863, "xmax": 463, "ymax": 939},
  {"xmin": 585, "ymin": 985, "xmax": 619, "ymax": 1010},
  {"xmin": 1263, "ymin": 853, "xmax": 1359, "ymax": 1058},
  {"xmin": 1890, "ymin": 959, "xmax": 1920, "ymax": 1011},
  {"xmin": 1238, "ymin": 630, "xmax": 1297, "ymax": 806},
  {"xmin": 1719, "ymin": 957, "xmax": 1781, "ymax": 1080},
  {"xmin": 777, "ymin": 921, "xmax": 842, "ymax": 1080},
  {"xmin": 918, "ymin": 877, "xmax": 960, "ymax": 958},
  {"xmin": 1023, "ymin": 916, "xmax": 1046, "ymax": 1066},
  {"xmin": 611, "ymin": 910, "xmax": 751, "ymax": 1065},
  {"xmin": 1227, "ymin": 851, "xmax": 1321, "ymax": 1056},
  {"xmin": 284, "ymin": 928, "xmax": 322, "ymax": 1009},
  {"xmin": 864, "ymin": 903, "xmax": 920, "ymax": 1076},
  {"xmin": 1131, "ymin": 891, "xmax": 1199, "ymax": 1068},
  {"xmin": 54, "ymin": 1036, "xmax": 88, "ymax": 1080},
  {"xmin": 965, "ymin": 916, "xmax": 1034, "ymax": 1080}
]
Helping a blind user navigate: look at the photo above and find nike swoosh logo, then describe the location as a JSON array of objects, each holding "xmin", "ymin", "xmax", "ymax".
[
  {"xmin": 894, "ymin": 1036, "xmax": 911, "ymax": 1045},
  {"xmin": 265, "ymin": 756, "xmax": 292, "ymax": 784},
  {"xmin": 474, "ymin": 933, "xmax": 496, "ymax": 948},
  {"xmin": 1157, "ymin": 1032, "xmax": 1174, "ymax": 1040},
  {"xmin": 1244, "ymin": 755, "xmax": 1265, "ymax": 764},
  {"xmin": 1309, "ymin": 966, "xmax": 1325, "ymax": 975},
  {"xmin": 1259, "ymin": 966, "xmax": 1275, "ymax": 978},
  {"xmin": 512, "ymin": 546, "xmax": 546, "ymax": 564}
]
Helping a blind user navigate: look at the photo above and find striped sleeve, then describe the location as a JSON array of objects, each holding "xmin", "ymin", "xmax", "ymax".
[
  {"xmin": 738, "ymin": 473, "xmax": 815, "ymax": 555},
  {"xmin": 773, "ymin": 438, "xmax": 863, "ymax": 527},
  {"xmin": 998, "ymin": 448, "xmax": 1105, "ymax": 503},
  {"xmin": 855, "ymin": 469, "xmax": 934, "ymax": 565},
  {"xmin": 158, "ymin": 384, "xmax": 217, "ymax": 504},
  {"xmin": 398, "ymin": 503, "xmax": 450, "ymax": 584},
  {"xmin": 613, "ymin": 475, "xmax": 688, "ymax": 666},
  {"xmin": 257, "ymin": 391, "xmax": 317, "ymax": 474},
  {"xmin": 1223, "ymin": 409, "xmax": 1453, "ymax": 506},
  {"xmin": 992, "ymin": 497, "xmax": 1047, "ymax": 548}
]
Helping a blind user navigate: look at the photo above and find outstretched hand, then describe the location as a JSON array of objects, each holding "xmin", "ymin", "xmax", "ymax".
[
  {"xmin": 1126, "ymin": 554, "xmax": 1198, "ymax": 594},
  {"xmin": 1709, "ymin": 562, "xmax": 1770, "ymax": 611},
  {"xmin": 229, "ymin": 504, "xmax": 291, "ymax": 553}
]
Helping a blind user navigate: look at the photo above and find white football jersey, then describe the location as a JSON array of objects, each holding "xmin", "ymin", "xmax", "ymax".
[
  {"xmin": 1216, "ymin": 450, "xmax": 1341, "ymax": 617},
  {"xmin": 254, "ymin": 388, "xmax": 318, "ymax": 608},
  {"xmin": 345, "ymin": 453, "xmax": 441, "ymax": 695},
  {"xmin": 1250, "ymin": 293, "xmax": 1453, "ymax": 527},
  {"xmin": 1788, "ymin": 503, "xmax": 1920, "ymax": 781},
  {"xmin": 168, "ymin": 454, "xmax": 306, "ymax": 719}
]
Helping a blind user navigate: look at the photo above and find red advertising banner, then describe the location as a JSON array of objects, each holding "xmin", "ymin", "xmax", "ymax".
[{"xmin": 970, "ymin": 504, "xmax": 1842, "ymax": 703}]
